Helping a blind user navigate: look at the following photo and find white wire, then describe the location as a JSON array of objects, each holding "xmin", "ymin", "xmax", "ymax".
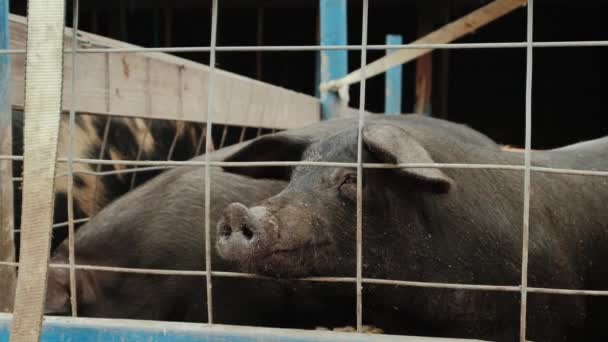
[{"xmin": 519, "ymin": 0, "xmax": 534, "ymax": 340}]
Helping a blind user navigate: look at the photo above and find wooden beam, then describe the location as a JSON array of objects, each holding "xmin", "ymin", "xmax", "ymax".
[
  {"xmin": 433, "ymin": 1, "xmax": 453, "ymax": 119},
  {"xmin": 9, "ymin": 14, "xmax": 320, "ymax": 129},
  {"xmin": 0, "ymin": 0, "xmax": 15, "ymax": 314},
  {"xmin": 414, "ymin": 54, "xmax": 432, "ymax": 115},
  {"xmin": 320, "ymin": 0, "xmax": 528, "ymax": 92},
  {"xmin": 414, "ymin": 2, "xmax": 433, "ymax": 115}
]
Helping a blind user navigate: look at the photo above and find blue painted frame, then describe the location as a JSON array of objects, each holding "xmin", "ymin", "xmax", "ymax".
[
  {"xmin": 319, "ymin": 0, "xmax": 348, "ymax": 120},
  {"xmin": 0, "ymin": 0, "xmax": 9, "ymax": 121},
  {"xmin": 0, "ymin": 314, "xmax": 475, "ymax": 342},
  {"xmin": 384, "ymin": 34, "xmax": 403, "ymax": 115}
]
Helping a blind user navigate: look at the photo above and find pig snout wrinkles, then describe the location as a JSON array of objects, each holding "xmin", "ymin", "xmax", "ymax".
[{"xmin": 216, "ymin": 202, "xmax": 278, "ymax": 262}]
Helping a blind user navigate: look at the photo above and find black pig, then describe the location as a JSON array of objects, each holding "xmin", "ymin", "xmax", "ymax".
[
  {"xmin": 45, "ymin": 165, "xmax": 290, "ymax": 325},
  {"xmin": 217, "ymin": 115, "xmax": 608, "ymax": 341}
]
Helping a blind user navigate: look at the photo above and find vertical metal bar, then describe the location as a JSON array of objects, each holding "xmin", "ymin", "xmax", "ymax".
[
  {"xmin": 520, "ymin": 0, "xmax": 534, "ymax": 341},
  {"xmin": 319, "ymin": 0, "xmax": 348, "ymax": 120},
  {"xmin": 129, "ymin": 60, "xmax": 151, "ymax": 190},
  {"xmin": 194, "ymin": 123, "xmax": 206, "ymax": 157},
  {"xmin": 384, "ymin": 34, "xmax": 403, "ymax": 115},
  {"xmin": 204, "ymin": 0, "xmax": 219, "ymax": 325},
  {"xmin": 66, "ymin": 0, "xmax": 80, "ymax": 317},
  {"xmin": 91, "ymin": 116, "xmax": 111, "ymax": 209},
  {"xmin": 238, "ymin": 126, "xmax": 246, "ymax": 143},
  {"xmin": 355, "ymin": 0, "xmax": 369, "ymax": 333},
  {"xmin": 0, "ymin": 0, "xmax": 16, "ymax": 313},
  {"xmin": 166, "ymin": 123, "xmax": 181, "ymax": 161},
  {"xmin": 129, "ymin": 119, "xmax": 150, "ymax": 190},
  {"xmin": 219, "ymin": 125, "xmax": 228, "ymax": 148}
]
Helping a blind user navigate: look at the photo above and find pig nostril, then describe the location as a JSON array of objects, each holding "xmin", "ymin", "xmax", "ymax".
[
  {"xmin": 241, "ymin": 225, "xmax": 254, "ymax": 240},
  {"xmin": 219, "ymin": 223, "xmax": 232, "ymax": 238}
]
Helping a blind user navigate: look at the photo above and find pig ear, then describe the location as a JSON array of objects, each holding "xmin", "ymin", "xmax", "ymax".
[
  {"xmin": 222, "ymin": 134, "xmax": 311, "ymax": 180},
  {"xmin": 363, "ymin": 124, "xmax": 454, "ymax": 193}
]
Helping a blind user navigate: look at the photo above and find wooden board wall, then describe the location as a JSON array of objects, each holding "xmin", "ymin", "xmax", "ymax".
[{"xmin": 8, "ymin": 14, "xmax": 320, "ymax": 129}]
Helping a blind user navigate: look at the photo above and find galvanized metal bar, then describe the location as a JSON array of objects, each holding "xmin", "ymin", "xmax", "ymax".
[
  {"xmin": 219, "ymin": 125, "xmax": 228, "ymax": 148},
  {"xmin": 355, "ymin": 0, "xmax": 370, "ymax": 332},
  {"xmin": 2, "ymin": 258, "xmax": 606, "ymax": 298},
  {"xmin": 519, "ymin": 0, "xmax": 534, "ymax": 341},
  {"xmin": 194, "ymin": 123, "xmax": 207, "ymax": 157},
  {"xmin": 384, "ymin": 34, "xmax": 403, "ymax": 115},
  {"xmin": 238, "ymin": 126, "xmax": 246, "ymax": 143},
  {"xmin": 129, "ymin": 119, "xmax": 151, "ymax": 190},
  {"xmin": 6, "ymin": 156, "xmax": 608, "ymax": 177},
  {"xmin": 319, "ymin": 0, "xmax": 348, "ymax": 119},
  {"xmin": 66, "ymin": 0, "xmax": 80, "ymax": 318},
  {"xmin": 6, "ymin": 40, "xmax": 608, "ymax": 56},
  {"xmin": 204, "ymin": 0, "xmax": 219, "ymax": 325}
]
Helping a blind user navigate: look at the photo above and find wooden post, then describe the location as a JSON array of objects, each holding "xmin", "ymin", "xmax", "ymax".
[
  {"xmin": 434, "ymin": 1, "xmax": 452, "ymax": 119},
  {"xmin": 414, "ymin": 3, "xmax": 433, "ymax": 115},
  {"xmin": 384, "ymin": 34, "xmax": 403, "ymax": 115},
  {"xmin": 319, "ymin": 0, "xmax": 348, "ymax": 119},
  {"xmin": 0, "ymin": 0, "xmax": 16, "ymax": 314}
]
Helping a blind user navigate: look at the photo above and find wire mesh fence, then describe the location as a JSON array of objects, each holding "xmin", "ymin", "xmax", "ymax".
[{"xmin": 2, "ymin": 0, "xmax": 608, "ymax": 341}]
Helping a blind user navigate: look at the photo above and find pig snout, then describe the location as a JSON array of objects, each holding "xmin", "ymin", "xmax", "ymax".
[{"xmin": 216, "ymin": 202, "xmax": 277, "ymax": 262}]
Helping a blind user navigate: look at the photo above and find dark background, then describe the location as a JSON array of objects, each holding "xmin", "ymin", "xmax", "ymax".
[{"xmin": 10, "ymin": 0, "xmax": 608, "ymax": 148}]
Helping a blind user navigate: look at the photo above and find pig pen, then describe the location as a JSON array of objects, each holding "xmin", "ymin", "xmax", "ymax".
[{"xmin": 2, "ymin": 0, "xmax": 608, "ymax": 341}]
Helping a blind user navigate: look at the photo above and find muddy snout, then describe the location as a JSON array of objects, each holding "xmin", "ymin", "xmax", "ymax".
[{"xmin": 216, "ymin": 202, "xmax": 277, "ymax": 262}]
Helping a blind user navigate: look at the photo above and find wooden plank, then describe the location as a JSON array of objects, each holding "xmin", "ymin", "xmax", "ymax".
[
  {"xmin": 8, "ymin": 14, "xmax": 320, "ymax": 129},
  {"xmin": 10, "ymin": 0, "xmax": 66, "ymax": 339},
  {"xmin": 0, "ymin": 0, "xmax": 15, "ymax": 314},
  {"xmin": 0, "ymin": 313, "xmax": 488, "ymax": 342},
  {"xmin": 320, "ymin": 0, "xmax": 528, "ymax": 92}
]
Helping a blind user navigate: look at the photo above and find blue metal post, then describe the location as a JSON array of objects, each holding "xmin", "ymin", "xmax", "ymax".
[
  {"xmin": 319, "ymin": 0, "xmax": 348, "ymax": 120},
  {"xmin": 0, "ymin": 0, "xmax": 15, "ymax": 314},
  {"xmin": 0, "ymin": 0, "xmax": 9, "ymax": 116},
  {"xmin": 384, "ymin": 34, "xmax": 403, "ymax": 115}
]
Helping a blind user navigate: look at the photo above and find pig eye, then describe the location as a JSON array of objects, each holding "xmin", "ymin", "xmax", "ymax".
[
  {"xmin": 341, "ymin": 173, "xmax": 357, "ymax": 186},
  {"xmin": 338, "ymin": 172, "xmax": 357, "ymax": 200},
  {"xmin": 340, "ymin": 173, "xmax": 357, "ymax": 188}
]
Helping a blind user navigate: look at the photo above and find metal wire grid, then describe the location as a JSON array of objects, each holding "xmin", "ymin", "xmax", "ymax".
[{"xmin": 0, "ymin": 0, "xmax": 606, "ymax": 341}]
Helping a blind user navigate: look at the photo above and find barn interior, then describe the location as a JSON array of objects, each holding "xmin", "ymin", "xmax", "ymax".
[
  {"xmin": 10, "ymin": 0, "xmax": 608, "ymax": 148},
  {"xmin": 2, "ymin": 0, "xmax": 608, "ymax": 340}
]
